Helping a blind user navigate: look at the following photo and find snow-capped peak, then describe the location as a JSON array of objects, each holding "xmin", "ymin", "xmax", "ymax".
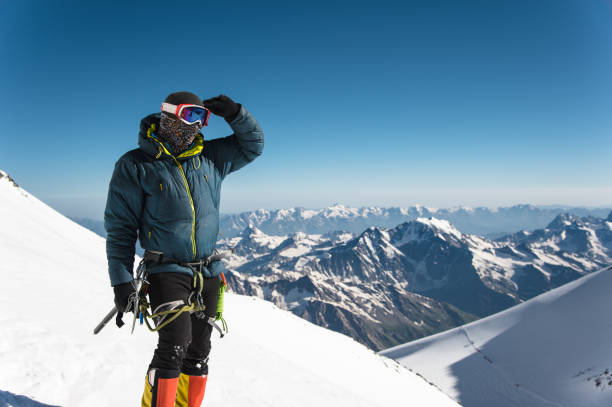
[
  {"xmin": 353, "ymin": 226, "xmax": 389, "ymax": 248},
  {"xmin": 547, "ymin": 213, "xmax": 578, "ymax": 230},
  {"xmin": 415, "ymin": 217, "xmax": 463, "ymax": 240},
  {"xmin": 240, "ymin": 224, "xmax": 266, "ymax": 238},
  {"xmin": 388, "ymin": 217, "xmax": 463, "ymax": 248},
  {"xmin": 321, "ymin": 203, "xmax": 358, "ymax": 219}
]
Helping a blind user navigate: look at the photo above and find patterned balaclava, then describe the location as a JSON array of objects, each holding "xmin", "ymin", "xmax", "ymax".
[{"xmin": 157, "ymin": 112, "xmax": 202, "ymax": 155}]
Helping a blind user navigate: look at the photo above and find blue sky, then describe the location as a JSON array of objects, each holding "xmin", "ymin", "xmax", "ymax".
[{"xmin": 1, "ymin": 0, "xmax": 611, "ymax": 218}]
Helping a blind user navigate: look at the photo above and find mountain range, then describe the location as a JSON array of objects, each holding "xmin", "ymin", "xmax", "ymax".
[
  {"xmin": 219, "ymin": 204, "xmax": 611, "ymax": 238},
  {"xmin": 219, "ymin": 212, "xmax": 612, "ymax": 350}
]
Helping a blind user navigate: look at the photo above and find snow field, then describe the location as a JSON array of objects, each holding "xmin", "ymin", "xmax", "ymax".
[{"xmin": 381, "ymin": 266, "xmax": 612, "ymax": 407}]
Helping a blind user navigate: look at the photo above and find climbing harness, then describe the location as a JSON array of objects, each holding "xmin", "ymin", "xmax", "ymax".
[
  {"xmin": 134, "ymin": 249, "xmax": 232, "ymax": 336},
  {"xmin": 93, "ymin": 248, "xmax": 233, "ymax": 336}
]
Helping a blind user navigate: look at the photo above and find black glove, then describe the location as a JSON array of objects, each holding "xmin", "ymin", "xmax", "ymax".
[
  {"xmin": 202, "ymin": 94, "xmax": 241, "ymax": 123},
  {"xmin": 113, "ymin": 281, "xmax": 136, "ymax": 312}
]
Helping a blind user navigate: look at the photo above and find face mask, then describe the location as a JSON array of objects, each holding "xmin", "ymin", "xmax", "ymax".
[{"xmin": 158, "ymin": 112, "xmax": 202, "ymax": 155}]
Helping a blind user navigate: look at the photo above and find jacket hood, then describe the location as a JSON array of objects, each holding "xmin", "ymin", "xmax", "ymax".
[{"xmin": 138, "ymin": 113, "xmax": 204, "ymax": 159}]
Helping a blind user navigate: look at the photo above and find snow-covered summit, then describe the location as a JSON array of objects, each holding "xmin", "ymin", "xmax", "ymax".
[
  {"xmin": 546, "ymin": 212, "xmax": 579, "ymax": 229},
  {"xmin": 0, "ymin": 172, "xmax": 458, "ymax": 406},
  {"xmin": 387, "ymin": 217, "xmax": 463, "ymax": 248},
  {"xmin": 416, "ymin": 217, "xmax": 463, "ymax": 240},
  {"xmin": 239, "ymin": 223, "xmax": 265, "ymax": 238}
]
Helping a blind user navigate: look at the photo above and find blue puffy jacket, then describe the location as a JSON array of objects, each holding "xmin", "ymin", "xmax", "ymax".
[{"xmin": 104, "ymin": 105, "xmax": 264, "ymax": 286}]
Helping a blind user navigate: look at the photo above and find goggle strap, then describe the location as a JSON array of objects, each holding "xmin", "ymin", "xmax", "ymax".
[{"xmin": 161, "ymin": 103, "xmax": 177, "ymax": 115}]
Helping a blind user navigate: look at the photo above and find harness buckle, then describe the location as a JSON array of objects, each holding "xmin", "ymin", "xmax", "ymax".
[{"xmin": 143, "ymin": 250, "xmax": 164, "ymax": 264}]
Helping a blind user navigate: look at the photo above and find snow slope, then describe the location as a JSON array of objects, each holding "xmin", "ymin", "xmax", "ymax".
[
  {"xmin": 0, "ymin": 171, "xmax": 458, "ymax": 407},
  {"xmin": 380, "ymin": 264, "xmax": 612, "ymax": 407}
]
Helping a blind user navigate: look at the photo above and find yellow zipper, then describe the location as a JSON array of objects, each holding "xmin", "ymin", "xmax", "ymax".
[
  {"xmin": 171, "ymin": 156, "xmax": 197, "ymax": 260},
  {"xmin": 147, "ymin": 127, "xmax": 198, "ymax": 261}
]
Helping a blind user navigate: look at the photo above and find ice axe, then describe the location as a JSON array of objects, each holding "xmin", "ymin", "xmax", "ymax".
[
  {"xmin": 93, "ymin": 306, "xmax": 118, "ymax": 334},
  {"xmin": 93, "ymin": 287, "xmax": 140, "ymax": 335},
  {"xmin": 93, "ymin": 261, "xmax": 145, "ymax": 335}
]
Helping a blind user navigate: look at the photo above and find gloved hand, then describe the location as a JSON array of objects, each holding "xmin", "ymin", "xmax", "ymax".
[
  {"xmin": 113, "ymin": 281, "xmax": 136, "ymax": 312},
  {"xmin": 202, "ymin": 94, "xmax": 241, "ymax": 123}
]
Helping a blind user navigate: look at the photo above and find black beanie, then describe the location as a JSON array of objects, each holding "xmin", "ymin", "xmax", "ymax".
[{"xmin": 164, "ymin": 91, "xmax": 203, "ymax": 106}]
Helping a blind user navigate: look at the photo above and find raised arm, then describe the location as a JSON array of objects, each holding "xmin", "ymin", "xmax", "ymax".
[
  {"xmin": 104, "ymin": 153, "xmax": 143, "ymax": 286},
  {"xmin": 202, "ymin": 95, "xmax": 264, "ymax": 179}
]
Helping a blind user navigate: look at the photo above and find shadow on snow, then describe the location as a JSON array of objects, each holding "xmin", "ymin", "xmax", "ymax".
[{"xmin": 0, "ymin": 390, "xmax": 60, "ymax": 407}]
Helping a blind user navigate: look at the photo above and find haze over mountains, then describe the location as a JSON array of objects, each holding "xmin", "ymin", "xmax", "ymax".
[
  {"xmin": 73, "ymin": 203, "xmax": 611, "ymax": 240},
  {"xmin": 219, "ymin": 204, "xmax": 611, "ymax": 238}
]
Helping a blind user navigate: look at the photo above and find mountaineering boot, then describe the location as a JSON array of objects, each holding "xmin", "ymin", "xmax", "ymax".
[
  {"xmin": 141, "ymin": 368, "xmax": 180, "ymax": 407},
  {"xmin": 175, "ymin": 373, "xmax": 208, "ymax": 407}
]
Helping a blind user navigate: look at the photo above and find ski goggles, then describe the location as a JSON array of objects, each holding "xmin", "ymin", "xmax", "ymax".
[{"xmin": 161, "ymin": 103, "xmax": 211, "ymax": 126}]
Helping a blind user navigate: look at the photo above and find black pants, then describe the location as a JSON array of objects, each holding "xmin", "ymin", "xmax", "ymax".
[{"xmin": 147, "ymin": 272, "xmax": 219, "ymax": 376}]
